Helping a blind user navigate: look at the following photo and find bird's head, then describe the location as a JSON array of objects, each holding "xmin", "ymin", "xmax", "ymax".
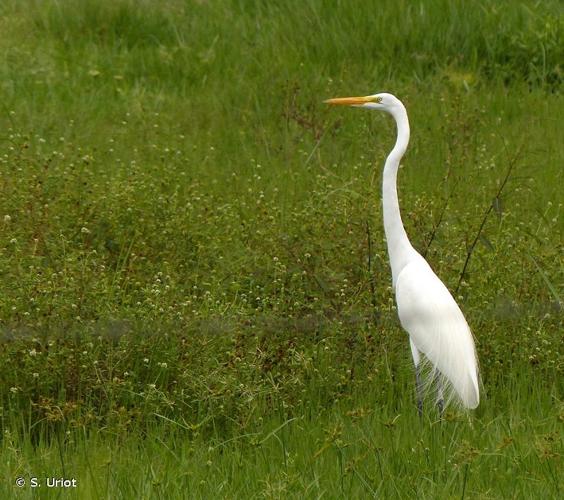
[{"xmin": 324, "ymin": 92, "xmax": 402, "ymax": 114}]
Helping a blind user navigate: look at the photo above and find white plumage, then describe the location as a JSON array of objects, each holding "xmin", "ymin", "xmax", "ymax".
[
  {"xmin": 396, "ymin": 256, "xmax": 479, "ymax": 408},
  {"xmin": 326, "ymin": 92, "xmax": 479, "ymax": 412}
]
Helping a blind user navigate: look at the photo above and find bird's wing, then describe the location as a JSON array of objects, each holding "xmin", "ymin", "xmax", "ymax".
[{"xmin": 395, "ymin": 258, "xmax": 479, "ymax": 409}]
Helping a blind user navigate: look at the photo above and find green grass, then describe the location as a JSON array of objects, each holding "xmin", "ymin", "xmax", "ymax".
[{"xmin": 0, "ymin": 0, "xmax": 562, "ymax": 498}]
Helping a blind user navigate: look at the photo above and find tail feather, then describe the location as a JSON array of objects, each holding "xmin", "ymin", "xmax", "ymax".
[{"xmin": 425, "ymin": 326, "xmax": 479, "ymax": 409}]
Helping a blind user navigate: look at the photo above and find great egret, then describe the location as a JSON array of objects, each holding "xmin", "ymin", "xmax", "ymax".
[{"xmin": 325, "ymin": 93, "xmax": 479, "ymax": 413}]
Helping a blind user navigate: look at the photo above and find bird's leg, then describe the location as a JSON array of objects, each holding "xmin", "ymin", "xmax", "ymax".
[
  {"xmin": 435, "ymin": 373, "xmax": 444, "ymax": 418},
  {"xmin": 415, "ymin": 365, "xmax": 423, "ymax": 417},
  {"xmin": 410, "ymin": 340, "xmax": 424, "ymax": 417}
]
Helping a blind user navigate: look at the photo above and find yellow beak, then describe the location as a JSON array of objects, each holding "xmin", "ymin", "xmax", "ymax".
[{"xmin": 324, "ymin": 96, "xmax": 374, "ymax": 106}]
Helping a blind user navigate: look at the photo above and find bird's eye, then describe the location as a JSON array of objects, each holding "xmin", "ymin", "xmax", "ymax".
[{"xmin": 374, "ymin": 96, "xmax": 383, "ymax": 103}]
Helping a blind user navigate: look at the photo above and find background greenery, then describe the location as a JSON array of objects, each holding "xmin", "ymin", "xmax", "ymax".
[{"xmin": 0, "ymin": 0, "xmax": 562, "ymax": 498}]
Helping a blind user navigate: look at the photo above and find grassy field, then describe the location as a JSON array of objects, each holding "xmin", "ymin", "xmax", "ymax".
[{"xmin": 0, "ymin": 0, "xmax": 562, "ymax": 498}]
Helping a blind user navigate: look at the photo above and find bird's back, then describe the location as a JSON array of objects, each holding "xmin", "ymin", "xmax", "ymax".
[{"xmin": 395, "ymin": 256, "xmax": 479, "ymax": 409}]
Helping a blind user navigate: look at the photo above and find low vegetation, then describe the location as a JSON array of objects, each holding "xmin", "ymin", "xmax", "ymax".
[{"xmin": 0, "ymin": 0, "xmax": 562, "ymax": 497}]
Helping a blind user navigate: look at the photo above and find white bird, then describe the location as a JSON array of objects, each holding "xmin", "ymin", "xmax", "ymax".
[{"xmin": 325, "ymin": 93, "xmax": 479, "ymax": 413}]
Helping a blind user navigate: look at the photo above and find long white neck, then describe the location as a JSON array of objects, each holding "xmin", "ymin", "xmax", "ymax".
[{"xmin": 382, "ymin": 103, "xmax": 417, "ymax": 287}]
